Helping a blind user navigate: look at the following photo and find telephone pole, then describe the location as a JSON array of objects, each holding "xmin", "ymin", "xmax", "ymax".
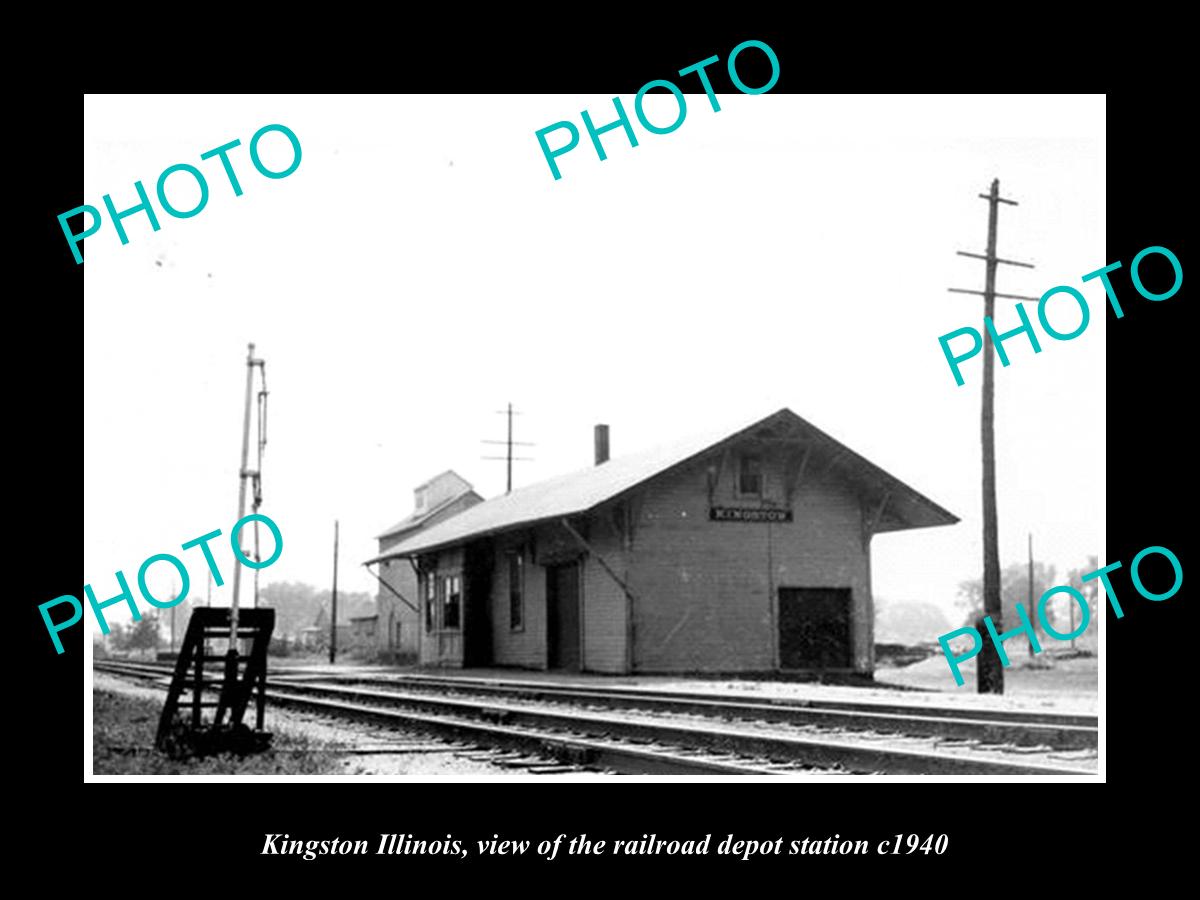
[
  {"xmin": 230, "ymin": 343, "xmax": 266, "ymax": 664},
  {"xmin": 252, "ymin": 366, "xmax": 269, "ymax": 607},
  {"xmin": 329, "ymin": 519, "xmax": 339, "ymax": 665},
  {"xmin": 949, "ymin": 179, "xmax": 1038, "ymax": 694},
  {"xmin": 1069, "ymin": 579, "xmax": 1078, "ymax": 651},
  {"xmin": 482, "ymin": 403, "xmax": 534, "ymax": 493},
  {"xmin": 1027, "ymin": 533, "xmax": 1036, "ymax": 657}
]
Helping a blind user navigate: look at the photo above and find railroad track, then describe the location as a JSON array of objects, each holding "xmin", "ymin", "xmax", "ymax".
[
  {"xmin": 94, "ymin": 660, "xmax": 1098, "ymax": 776},
  {"xmin": 94, "ymin": 661, "xmax": 592, "ymax": 776},
  {"xmin": 306, "ymin": 670, "xmax": 1098, "ymax": 749}
]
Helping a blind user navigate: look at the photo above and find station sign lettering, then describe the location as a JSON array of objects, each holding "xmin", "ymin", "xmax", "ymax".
[{"xmin": 709, "ymin": 506, "xmax": 792, "ymax": 523}]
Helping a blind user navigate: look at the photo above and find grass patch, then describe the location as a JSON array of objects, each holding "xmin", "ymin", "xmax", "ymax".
[{"xmin": 93, "ymin": 689, "xmax": 346, "ymax": 775}]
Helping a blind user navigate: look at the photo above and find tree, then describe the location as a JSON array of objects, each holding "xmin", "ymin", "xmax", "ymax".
[
  {"xmin": 956, "ymin": 560, "xmax": 1058, "ymax": 641},
  {"xmin": 1063, "ymin": 555, "xmax": 1101, "ymax": 649},
  {"xmin": 107, "ymin": 622, "xmax": 129, "ymax": 652},
  {"xmin": 124, "ymin": 615, "xmax": 160, "ymax": 653},
  {"xmin": 875, "ymin": 597, "xmax": 952, "ymax": 645},
  {"xmin": 258, "ymin": 581, "xmax": 376, "ymax": 640},
  {"xmin": 957, "ymin": 555, "xmax": 1104, "ymax": 654}
]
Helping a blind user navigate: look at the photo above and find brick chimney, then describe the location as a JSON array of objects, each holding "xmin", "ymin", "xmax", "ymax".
[{"xmin": 594, "ymin": 424, "xmax": 610, "ymax": 466}]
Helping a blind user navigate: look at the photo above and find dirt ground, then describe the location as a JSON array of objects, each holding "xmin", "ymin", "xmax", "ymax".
[
  {"xmin": 94, "ymin": 684, "xmax": 341, "ymax": 775},
  {"xmin": 875, "ymin": 649, "xmax": 1098, "ymax": 711}
]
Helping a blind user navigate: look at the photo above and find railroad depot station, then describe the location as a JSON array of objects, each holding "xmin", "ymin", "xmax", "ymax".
[{"xmin": 364, "ymin": 408, "xmax": 958, "ymax": 676}]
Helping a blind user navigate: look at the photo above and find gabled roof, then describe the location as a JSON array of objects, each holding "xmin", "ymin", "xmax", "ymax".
[
  {"xmin": 376, "ymin": 490, "xmax": 479, "ymax": 541},
  {"xmin": 374, "ymin": 408, "xmax": 958, "ymax": 561},
  {"xmin": 413, "ymin": 468, "xmax": 465, "ymax": 492},
  {"xmin": 375, "ymin": 469, "xmax": 480, "ymax": 540}
]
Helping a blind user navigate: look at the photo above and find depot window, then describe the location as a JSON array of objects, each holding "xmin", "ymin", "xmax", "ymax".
[
  {"xmin": 424, "ymin": 574, "xmax": 437, "ymax": 633},
  {"xmin": 738, "ymin": 454, "xmax": 763, "ymax": 497},
  {"xmin": 508, "ymin": 550, "xmax": 525, "ymax": 631},
  {"xmin": 443, "ymin": 574, "xmax": 462, "ymax": 630}
]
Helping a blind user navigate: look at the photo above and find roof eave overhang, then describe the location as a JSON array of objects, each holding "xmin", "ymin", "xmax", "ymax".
[
  {"xmin": 365, "ymin": 408, "xmax": 961, "ymax": 562},
  {"xmin": 363, "ymin": 509, "xmax": 591, "ymax": 564}
]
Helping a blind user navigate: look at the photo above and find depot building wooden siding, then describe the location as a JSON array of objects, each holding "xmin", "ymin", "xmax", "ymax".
[
  {"xmin": 417, "ymin": 546, "xmax": 465, "ymax": 666},
  {"xmin": 383, "ymin": 409, "xmax": 958, "ymax": 677},
  {"xmin": 418, "ymin": 448, "xmax": 873, "ymax": 674},
  {"xmin": 371, "ymin": 475, "xmax": 482, "ymax": 659},
  {"xmin": 490, "ymin": 531, "xmax": 547, "ymax": 670},
  {"xmin": 483, "ymin": 521, "xmax": 628, "ymax": 672},
  {"xmin": 627, "ymin": 451, "xmax": 872, "ymax": 673}
]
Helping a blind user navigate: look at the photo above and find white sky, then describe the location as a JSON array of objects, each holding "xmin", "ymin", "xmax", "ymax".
[{"xmin": 82, "ymin": 94, "xmax": 1104, "ymax": 634}]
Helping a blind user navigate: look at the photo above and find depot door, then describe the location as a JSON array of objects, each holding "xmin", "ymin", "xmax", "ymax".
[
  {"xmin": 778, "ymin": 587, "xmax": 852, "ymax": 669},
  {"xmin": 463, "ymin": 541, "xmax": 494, "ymax": 667},
  {"xmin": 547, "ymin": 562, "xmax": 581, "ymax": 671}
]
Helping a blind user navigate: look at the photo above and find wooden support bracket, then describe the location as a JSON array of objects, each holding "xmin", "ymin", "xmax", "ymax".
[
  {"xmin": 784, "ymin": 446, "xmax": 812, "ymax": 502},
  {"xmin": 560, "ymin": 517, "xmax": 637, "ymax": 602},
  {"xmin": 862, "ymin": 490, "xmax": 893, "ymax": 546},
  {"xmin": 364, "ymin": 561, "xmax": 419, "ymax": 615}
]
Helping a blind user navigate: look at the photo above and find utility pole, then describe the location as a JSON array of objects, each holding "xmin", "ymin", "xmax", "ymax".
[
  {"xmin": 949, "ymin": 179, "xmax": 1038, "ymax": 694},
  {"xmin": 230, "ymin": 344, "xmax": 265, "ymax": 659},
  {"xmin": 253, "ymin": 368, "xmax": 269, "ymax": 607},
  {"xmin": 227, "ymin": 342, "xmax": 266, "ymax": 687},
  {"xmin": 1027, "ymin": 533, "xmax": 1036, "ymax": 657},
  {"xmin": 482, "ymin": 403, "xmax": 534, "ymax": 493},
  {"xmin": 252, "ymin": 518, "xmax": 260, "ymax": 608},
  {"xmin": 1069, "ymin": 566, "xmax": 1079, "ymax": 651},
  {"xmin": 330, "ymin": 519, "xmax": 339, "ymax": 665}
]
